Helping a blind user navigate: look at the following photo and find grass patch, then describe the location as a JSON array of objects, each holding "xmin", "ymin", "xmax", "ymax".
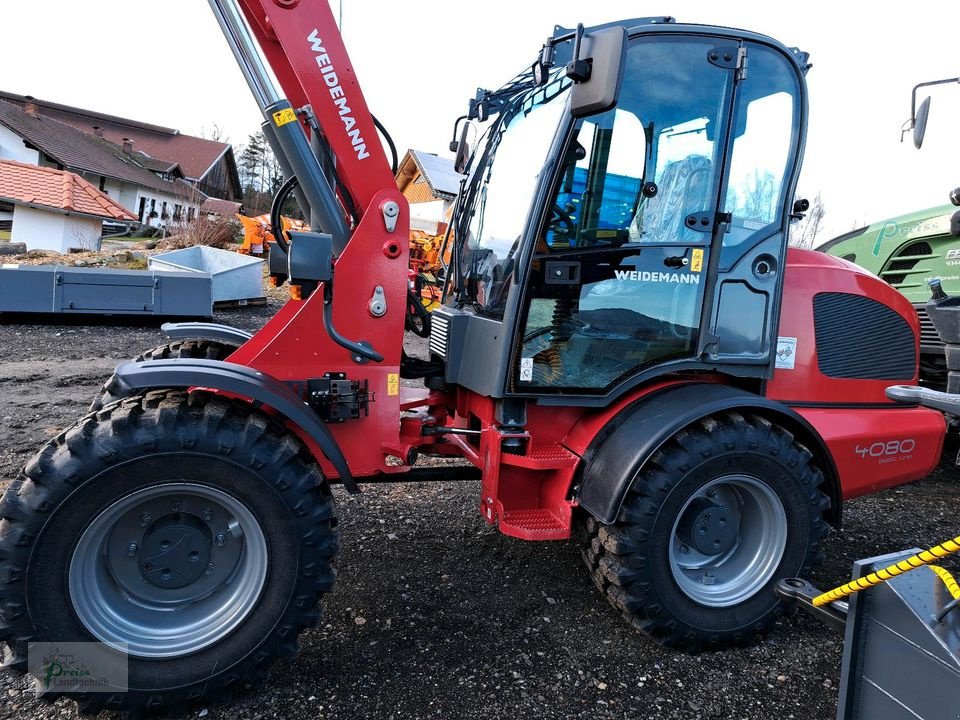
[{"xmin": 0, "ymin": 231, "xmax": 11, "ymax": 241}]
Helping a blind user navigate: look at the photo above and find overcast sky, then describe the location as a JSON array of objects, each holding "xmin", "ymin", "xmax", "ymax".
[{"xmin": 2, "ymin": 1, "xmax": 958, "ymax": 240}]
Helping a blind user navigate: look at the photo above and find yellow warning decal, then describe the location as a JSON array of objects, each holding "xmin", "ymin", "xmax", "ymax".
[
  {"xmin": 387, "ymin": 373, "xmax": 399, "ymax": 396},
  {"xmin": 691, "ymin": 248, "xmax": 704, "ymax": 273},
  {"xmin": 272, "ymin": 108, "xmax": 297, "ymax": 127}
]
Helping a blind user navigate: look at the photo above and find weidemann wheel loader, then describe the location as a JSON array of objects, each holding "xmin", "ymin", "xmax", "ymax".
[{"xmin": 0, "ymin": 0, "xmax": 948, "ymax": 712}]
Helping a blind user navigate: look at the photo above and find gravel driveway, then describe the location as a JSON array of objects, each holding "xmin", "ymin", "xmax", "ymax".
[{"xmin": 0, "ymin": 301, "xmax": 956, "ymax": 719}]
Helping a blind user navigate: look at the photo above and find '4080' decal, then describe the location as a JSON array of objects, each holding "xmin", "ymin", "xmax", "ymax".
[{"xmin": 855, "ymin": 439, "xmax": 915, "ymax": 462}]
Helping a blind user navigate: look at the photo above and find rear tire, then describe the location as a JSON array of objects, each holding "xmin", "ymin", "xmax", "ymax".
[
  {"xmin": 90, "ymin": 340, "xmax": 239, "ymax": 411},
  {"xmin": 0, "ymin": 389, "xmax": 338, "ymax": 714},
  {"xmin": 576, "ymin": 411, "xmax": 829, "ymax": 649}
]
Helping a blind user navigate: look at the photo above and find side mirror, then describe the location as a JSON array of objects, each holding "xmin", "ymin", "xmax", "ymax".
[
  {"xmin": 569, "ymin": 26, "xmax": 628, "ymax": 118},
  {"xmin": 914, "ymin": 96, "xmax": 931, "ymax": 149},
  {"xmin": 454, "ymin": 122, "xmax": 472, "ymax": 175}
]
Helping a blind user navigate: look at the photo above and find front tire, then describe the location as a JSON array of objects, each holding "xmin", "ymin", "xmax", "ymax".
[
  {"xmin": 577, "ymin": 412, "xmax": 829, "ymax": 648},
  {"xmin": 90, "ymin": 340, "xmax": 239, "ymax": 411},
  {"xmin": 0, "ymin": 390, "xmax": 338, "ymax": 713}
]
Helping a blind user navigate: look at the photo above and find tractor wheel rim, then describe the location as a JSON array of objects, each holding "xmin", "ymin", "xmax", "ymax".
[
  {"xmin": 668, "ymin": 474, "xmax": 787, "ymax": 608},
  {"xmin": 69, "ymin": 482, "xmax": 268, "ymax": 658}
]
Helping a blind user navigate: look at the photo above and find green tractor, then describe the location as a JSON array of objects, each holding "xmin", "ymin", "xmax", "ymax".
[
  {"xmin": 822, "ymin": 76, "xmax": 960, "ymax": 387},
  {"xmin": 821, "ymin": 200, "xmax": 960, "ymax": 386}
]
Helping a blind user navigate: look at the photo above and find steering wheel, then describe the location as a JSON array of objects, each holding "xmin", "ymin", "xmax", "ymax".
[{"xmin": 551, "ymin": 203, "xmax": 576, "ymax": 235}]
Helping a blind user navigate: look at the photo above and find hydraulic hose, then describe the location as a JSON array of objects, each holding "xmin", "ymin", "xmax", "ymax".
[
  {"xmin": 270, "ymin": 175, "xmax": 300, "ymax": 253},
  {"xmin": 372, "ymin": 114, "xmax": 398, "ymax": 174},
  {"xmin": 813, "ymin": 533, "xmax": 960, "ymax": 607}
]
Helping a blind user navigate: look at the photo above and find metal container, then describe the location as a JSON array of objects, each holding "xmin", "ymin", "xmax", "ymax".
[{"xmin": 150, "ymin": 246, "xmax": 264, "ymax": 302}]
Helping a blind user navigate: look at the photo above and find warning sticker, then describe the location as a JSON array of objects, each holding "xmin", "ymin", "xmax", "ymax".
[
  {"xmin": 775, "ymin": 337, "xmax": 797, "ymax": 370},
  {"xmin": 519, "ymin": 358, "xmax": 534, "ymax": 382},
  {"xmin": 272, "ymin": 108, "xmax": 297, "ymax": 127},
  {"xmin": 691, "ymin": 248, "xmax": 704, "ymax": 273},
  {"xmin": 386, "ymin": 372, "xmax": 399, "ymax": 396}
]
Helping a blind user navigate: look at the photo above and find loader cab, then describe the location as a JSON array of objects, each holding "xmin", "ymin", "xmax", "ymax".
[{"xmin": 441, "ymin": 24, "xmax": 808, "ymax": 403}]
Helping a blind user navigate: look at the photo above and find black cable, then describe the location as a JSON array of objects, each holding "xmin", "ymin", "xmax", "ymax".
[
  {"xmin": 372, "ymin": 115, "xmax": 399, "ymax": 174},
  {"xmin": 270, "ymin": 175, "xmax": 299, "ymax": 253},
  {"xmin": 406, "ymin": 288, "xmax": 432, "ymax": 338}
]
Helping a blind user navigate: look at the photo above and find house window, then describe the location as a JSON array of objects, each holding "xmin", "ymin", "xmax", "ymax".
[
  {"xmin": 188, "ymin": 207, "xmax": 195, "ymax": 222},
  {"xmin": 99, "ymin": 177, "xmax": 106, "ymax": 192},
  {"xmin": 173, "ymin": 204, "xmax": 182, "ymax": 221}
]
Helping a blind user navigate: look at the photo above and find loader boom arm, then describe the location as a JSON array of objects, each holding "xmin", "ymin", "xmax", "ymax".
[{"xmin": 210, "ymin": 0, "xmax": 395, "ymax": 227}]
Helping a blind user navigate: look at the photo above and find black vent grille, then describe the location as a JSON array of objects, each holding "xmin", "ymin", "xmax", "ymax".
[
  {"xmin": 813, "ymin": 293, "xmax": 915, "ymax": 380},
  {"xmin": 880, "ymin": 241, "xmax": 934, "ymax": 287},
  {"xmin": 916, "ymin": 304, "xmax": 944, "ymax": 349}
]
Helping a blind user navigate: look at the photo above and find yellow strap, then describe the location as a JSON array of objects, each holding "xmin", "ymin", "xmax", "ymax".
[{"xmin": 812, "ymin": 535, "xmax": 960, "ymax": 607}]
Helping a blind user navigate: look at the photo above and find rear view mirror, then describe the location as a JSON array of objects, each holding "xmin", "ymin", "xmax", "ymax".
[
  {"xmin": 570, "ymin": 26, "xmax": 628, "ymax": 118},
  {"xmin": 454, "ymin": 122, "xmax": 472, "ymax": 175},
  {"xmin": 914, "ymin": 96, "xmax": 931, "ymax": 149}
]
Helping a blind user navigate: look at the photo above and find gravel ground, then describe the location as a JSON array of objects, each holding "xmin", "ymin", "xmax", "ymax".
[{"xmin": 0, "ymin": 300, "xmax": 958, "ymax": 720}]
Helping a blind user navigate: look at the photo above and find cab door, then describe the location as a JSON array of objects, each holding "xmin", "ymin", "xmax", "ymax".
[{"xmin": 509, "ymin": 35, "xmax": 804, "ymax": 398}]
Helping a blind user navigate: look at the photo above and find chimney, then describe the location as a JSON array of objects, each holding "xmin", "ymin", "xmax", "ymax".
[
  {"xmin": 122, "ymin": 137, "xmax": 134, "ymax": 154},
  {"xmin": 23, "ymin": 95, "xmax": 38, "ymax": 117},
  {"xmin": 92, "ymin": 126, "xmax": 104, "ymax": 139}
]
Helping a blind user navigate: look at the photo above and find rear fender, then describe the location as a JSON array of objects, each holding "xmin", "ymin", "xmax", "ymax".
[
  {"xmin": 108, "ymin": 358, "xmax": 355, "ymax": 492},
  {"xmin": 574, "ymin": 383, "xmax": 841, "ymax": 526}
]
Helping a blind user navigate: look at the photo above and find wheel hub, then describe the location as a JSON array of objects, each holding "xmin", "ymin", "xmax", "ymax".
[
  {"xmin": 668, "ymin": 475, "xmax": 788, "ymax": 608},
  {"xmin": 676, "ymin": 498, "xmax": 738, "ymax": 556},
  {"xmin": 138, "ymin": 514, "xmax": 212, "ymax": 589},
  {"xmin": 69, "ymin": 482, "xmax": 268, "ymax": 658}
]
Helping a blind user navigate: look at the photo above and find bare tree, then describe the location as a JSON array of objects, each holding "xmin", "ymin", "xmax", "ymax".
[
  {"xmin": 742, "ymin": 170, "xmax": 777, "ymax": 220},
  {"xmin": 790, "ymin": 192, "xmax": 826, "ymax": 248},
  {"xmin": 201, "ymin": 123, "xmax": 229, "ymax": 144}
]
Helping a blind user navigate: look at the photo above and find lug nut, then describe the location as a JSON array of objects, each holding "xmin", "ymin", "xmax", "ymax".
[
  {"xmin": 127, "ymin": 543, "xmax": 138, "ymax": 557},
  {"xmin": 138, "ymin": 513, "xmax": 152, "ymax": 528},
  {"xmin": 201, "ymin": 509, "xmax": 213, "ymax": 522},
  {"xmin": 205, "ymin": 562, "xmax": 215, "ymax": 576},
  {"xmin": 215, "ymin": 533, "xmax": 227, "ymax": 547},
  {"xmin": 170, "ymin": 500, "xmax": 182, "ymax": 512}
]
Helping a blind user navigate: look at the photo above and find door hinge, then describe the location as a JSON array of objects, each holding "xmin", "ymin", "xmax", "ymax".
[
  {"xmin": 684, "ymin": 211, "xmax": 732, "ymax": 233},
  {"xmin": 708, "ymin": 45, "xmax": 748, "ymax": 81}
]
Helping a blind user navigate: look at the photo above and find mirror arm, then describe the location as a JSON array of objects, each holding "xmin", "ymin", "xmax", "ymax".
[{"xmin": 905, "ymin": 76, "xmax": 960, "ymax": 128}]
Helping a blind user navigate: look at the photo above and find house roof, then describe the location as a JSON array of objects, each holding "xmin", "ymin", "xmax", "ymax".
[
  {"xmin": 0, "ymin": 91, "xmax": 232, "ymax": 183},
  {"xmin": 0, "ymin": 100, "xmax": 199, "ymax": 200},
  {"xmin": 0, "ymin": 159, "xmax": 136, "ymax": 221},
  {"xmin": 395, "ymin": 149, "xmax": 463, "ymax": 200},
  {"xmin": 201, "ymin": 197, "xmax": 243, "ymax": 216},
  {"xmin": 134, "ymin": 154, "xmax": 181, "ymax": 175}
]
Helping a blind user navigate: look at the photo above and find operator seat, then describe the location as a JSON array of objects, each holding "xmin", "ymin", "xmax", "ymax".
[{"xmin": 629, "ymin": 155, "xmax": 713, "ymax": 243}]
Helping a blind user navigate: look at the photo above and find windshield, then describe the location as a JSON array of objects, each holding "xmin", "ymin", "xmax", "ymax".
[{"xmin": 454, "ymin": 77, "xmax": 571, "ymax": 319}]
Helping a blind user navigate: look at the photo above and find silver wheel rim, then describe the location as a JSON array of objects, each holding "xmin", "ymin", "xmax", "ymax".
[
  {"xmin": 69, "ymin": 482, "xmax": 268, "ymax": 658},
  {"xmin": 668, "ymin": 475, "xmax": 787, "ymax": 608}
]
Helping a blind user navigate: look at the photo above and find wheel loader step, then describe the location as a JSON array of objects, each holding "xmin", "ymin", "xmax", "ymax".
[
  {"xmin": 499, "ymin": 509, "xmax": 569, "ymax": 540},
  {"xmin": 501, "ymin": 444, "xmax": 579, "ymax": 470}
]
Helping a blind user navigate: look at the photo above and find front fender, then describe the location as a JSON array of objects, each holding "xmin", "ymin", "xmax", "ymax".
[
  {"xmin": 109, "ymin": 358, "xmax": 356, "ymax": 492},
  {"xmin": 160, "ymin": 322, "xmax": 253, "ymax": 346}
]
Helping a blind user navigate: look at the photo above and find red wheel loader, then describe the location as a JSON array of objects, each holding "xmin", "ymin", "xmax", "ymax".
[{"xmin": 0, "ymin": 2, "xmax": 948, "ymax": 713}]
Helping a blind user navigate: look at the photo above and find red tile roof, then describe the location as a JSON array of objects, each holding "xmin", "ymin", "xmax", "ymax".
[
  {"xmin": 201, "ymin": 198, "xmax": 243, "ymax": 216},
  {"xmin": 0, "ymin": 160, "xmax": 136, "ymax": 221},
  {"xmin": 0, "ymin": 101, "xmax": 201, "ymax": 199},
  {"xmin": 0, "ymin": 91, "xmax": 234, "ymax": 184}
]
